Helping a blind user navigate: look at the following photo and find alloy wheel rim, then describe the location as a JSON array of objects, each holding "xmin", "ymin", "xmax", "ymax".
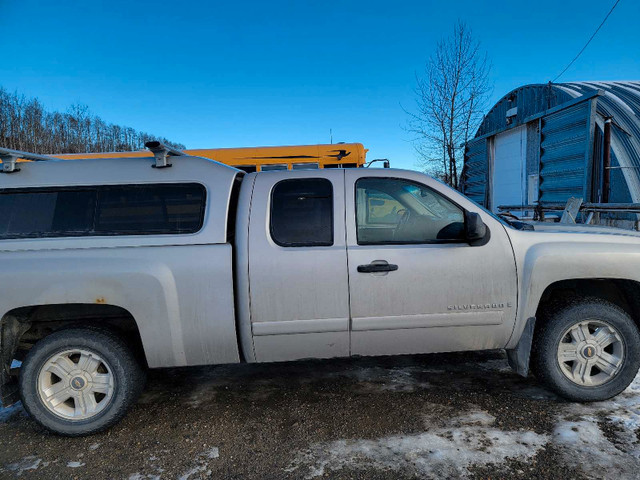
[
  {"xmin": 557, "ymin": 320, "xmax": 625, "ymax": 387},
  {"xmin": 37, "ymin": 349, "xmax": 115, "ymax": 420}
]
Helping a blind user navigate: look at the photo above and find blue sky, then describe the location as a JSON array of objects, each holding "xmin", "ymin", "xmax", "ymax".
[{"xmin": 1, "ymin": 0, "xmax": 639, "ymax": 169}]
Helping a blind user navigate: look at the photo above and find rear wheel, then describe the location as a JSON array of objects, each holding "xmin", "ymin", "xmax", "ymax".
[
  {"xmin": 532, "ymin": 299, "xmax": 640, "ymax": 402},
  {"xmin": 19, "ymin": 328, "xmax": 145, "ymax": 436}
]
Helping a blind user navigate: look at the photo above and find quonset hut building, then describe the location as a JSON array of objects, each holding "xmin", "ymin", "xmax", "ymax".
[{"xmin": 460, "ymin": 81, "xmax": 640, "ymax": 228}]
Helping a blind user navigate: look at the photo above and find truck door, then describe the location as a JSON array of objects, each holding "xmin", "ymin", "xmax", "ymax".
[
  {"xmin": 247, "ymin": 170, "xmax": 350, "ymax": 362},
  {"xmin": 344, "ymin": 169, "xmax": 518, "ymax": 356}
]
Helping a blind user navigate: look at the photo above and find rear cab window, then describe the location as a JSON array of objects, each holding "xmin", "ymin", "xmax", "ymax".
[{"xmin": 270, "ymin": 178, "xmax": 333, "ymax": 247}]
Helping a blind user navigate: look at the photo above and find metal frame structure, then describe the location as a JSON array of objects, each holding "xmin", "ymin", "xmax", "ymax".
[
  {"xmin": 0, "ymin": 142, "xmax": 184, "ymax": 173},
  {"xmin": 498, "ymin": 202, "xmax": 640, "ymax": 225}
]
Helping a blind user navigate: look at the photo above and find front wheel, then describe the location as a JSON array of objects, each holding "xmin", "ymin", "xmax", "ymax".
[
  {"xmin": 19, "ymin": 328, "xmax": 145, "ymax": 436},
  {"xmin": 532, "ymin": 299, "xmax": 640, "ymax": 402}
]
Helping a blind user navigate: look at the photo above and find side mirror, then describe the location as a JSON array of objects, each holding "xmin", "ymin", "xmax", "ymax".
[{"xmin": 464, "ymin": 211, "xmax": 488, "ymax": 245}]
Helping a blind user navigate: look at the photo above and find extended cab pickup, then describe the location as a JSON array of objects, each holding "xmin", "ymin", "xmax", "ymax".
[{"xmin": 2, "ymin": 143, "xmax": 640, "ymax": 436}]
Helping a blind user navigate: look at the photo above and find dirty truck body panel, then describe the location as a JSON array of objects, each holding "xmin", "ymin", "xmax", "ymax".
[
  {"xmin": 343, "ymin": 168, "xmax": 518, "ymax": 356},
  {"xmin": 245, "ymin": 170, "xmax": 351, "ymax": 362}
]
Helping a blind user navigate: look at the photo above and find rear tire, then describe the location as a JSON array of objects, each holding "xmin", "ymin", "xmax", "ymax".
[
  {"xmin": 19, "ymin": 327, "xmax": 145, "ymax": 436},
  {"xmin": 532, "ymin": 298, "xmax": 640, "ymax": 402}
]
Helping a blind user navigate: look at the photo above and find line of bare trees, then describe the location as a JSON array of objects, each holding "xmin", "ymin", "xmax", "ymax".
[
  {"xmin": 407, "ymin": 21, "xmax": 492, "ymax": 189},
  {"xmin": 0, "ymin": 87, "xmax": 185, "ymax": 154}
]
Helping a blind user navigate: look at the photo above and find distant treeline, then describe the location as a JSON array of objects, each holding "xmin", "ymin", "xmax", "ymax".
[{"xmin": 0, "ymin": 87, "xmax": 185, "ymax": 154}]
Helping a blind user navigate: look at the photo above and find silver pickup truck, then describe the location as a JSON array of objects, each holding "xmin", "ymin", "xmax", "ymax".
[{"xmin": 2, "ymin": 143, "xmax": 640, "ymax": 436}]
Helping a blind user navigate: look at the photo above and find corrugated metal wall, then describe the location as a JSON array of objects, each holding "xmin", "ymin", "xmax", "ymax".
[
  {"xmin": 461, "ymin": 137, "xmax": 488, "ymax": 205},
  {"xmin": 463, "ymin": 81, "xmax": 640, "ymax": 211},
  {"xmin": 538, "ymin": 99, "xmax": 595, "ymax": 204}
]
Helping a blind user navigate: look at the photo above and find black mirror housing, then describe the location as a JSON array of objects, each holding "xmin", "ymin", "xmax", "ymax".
[{"xmin": 464, "ymin": 211, "xmax": 489, "ymax": 246}]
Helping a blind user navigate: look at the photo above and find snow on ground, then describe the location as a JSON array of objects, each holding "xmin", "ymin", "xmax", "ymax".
[
  {"xmin": 287, "ymin": 409, "xmax": 548, "ymax": 478},
  {"xmin": 177, "ymin": 446, "xmax": 221, "ymax": 480},
  {"xmin": 5, "ymin": 457, "xmax": 45, "ymax": 476},
  {"xmin": 287, "ymin": 356, "xmax": 640, "ymax": 478},
  {"xmin": 552, "ymin": 372, "xmax": 640, "ymax": 478},
  {"xmin": 128, "ymin": 474, "xmax": 161, "ymax": 480}
]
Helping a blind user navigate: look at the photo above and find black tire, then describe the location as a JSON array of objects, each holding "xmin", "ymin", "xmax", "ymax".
[
  {"xmin": 19, "ymin": 327, "xmax": 145, "ymax": 436},
  {"xmin": 532, "ymin": 298, "xmax": 640, "ymax": 402}
]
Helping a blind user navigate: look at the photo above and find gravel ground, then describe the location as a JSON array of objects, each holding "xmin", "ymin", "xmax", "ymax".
[{"xmin": 2, "ymin": 350, "xmax": 640, "ymax": 479}]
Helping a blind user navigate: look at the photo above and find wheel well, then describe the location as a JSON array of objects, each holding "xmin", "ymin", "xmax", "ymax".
[
  {"xmin": 506, "ymin": 279, "xmax": 640, "ymax": 379},
  {"xmin": 536, "ymin": 279, "xmax": 640, "ymax": 328},
  {"xmin": 1, "ymin": 303, "xmax": 147, "ymax": 367}
]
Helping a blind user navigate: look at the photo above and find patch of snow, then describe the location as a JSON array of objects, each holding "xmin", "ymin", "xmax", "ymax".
[
  {"xmin": 6, "ymin": 456, "xmax": 42, "ymax": 475},
  {"xmin": 551, "ymin": 371, "xmax": 640, "ymax": 477},
  {"xmin": 89, "ymin": 443, "xmax": 101, "ymax": 451},
  {"xmin": 129, "ymin": 474, "xmax": 161, "ymax": 480},
  {"xmin": 178, "ymin": 446, "xmax": 220, "ymax": 479},
  {"xmin": 453, "ymin": 410, "xmax": 496, "ymax": 427},
  {"xmin": 179, "ymin": 465, "xmax": 207, "ymax": 480},
  {"xmin": 67, "ymin": 461, "xmax": 85, "ymax": 468},
  {"xmin": 553, "ymin": 417, "xmax": 639, "ymax": 478},
  {"xmin": 205, "ymin": 447, "xmax": 220, "ymax": 459},
  {"xmin": 287, "ymin": 412, "xmax": 548, "ymax": 478}
]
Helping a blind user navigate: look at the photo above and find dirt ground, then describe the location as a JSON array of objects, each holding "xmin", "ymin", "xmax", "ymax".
[{"xmin": 2, "ymin": 350, "xmax": 640, "ymax": 479}]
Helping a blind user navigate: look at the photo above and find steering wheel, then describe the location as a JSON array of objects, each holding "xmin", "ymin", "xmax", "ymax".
[{"xmin": 394, "ymin": 209, "xmax": 411, "ymax": 239}]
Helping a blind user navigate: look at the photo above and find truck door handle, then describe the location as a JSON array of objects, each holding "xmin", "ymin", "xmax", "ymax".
[{"xmin": 357, "ymin": 262, "xmax": 398, "ymax": 273}]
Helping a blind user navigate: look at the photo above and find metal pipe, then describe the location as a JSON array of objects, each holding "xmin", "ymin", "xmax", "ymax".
[
  {"xmin": 498, "ymin": 202, "xmax": 640, "ymax": 214},
  {"xmin": 603, "ymin": 117, "xmax": 613, "ymax": 203}
]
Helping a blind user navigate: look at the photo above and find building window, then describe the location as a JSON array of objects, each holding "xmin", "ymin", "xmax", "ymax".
[
  {"xmin": 355, "ymin": 178, "xmax": 465, "ymax": 245},
  {"xmin": 0, "ymin": 183, "xmax": 206, "ymax": 239},
  {"xmin": 270, "ymin": 178, "xmax": 333, "ymax": 247}
]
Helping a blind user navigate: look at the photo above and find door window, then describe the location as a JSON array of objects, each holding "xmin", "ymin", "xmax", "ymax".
[
  {"xmin": 270, "ymin": 178, "xmax": 333, "ymax": 247},
  {"xmin": 355, "ymin": 178, "xmax": 465, "ymax": 244}
]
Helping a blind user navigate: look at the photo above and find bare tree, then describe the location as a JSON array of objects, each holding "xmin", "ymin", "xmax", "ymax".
[
  {"xmin": 0, "ymin": 87, "xmax": 185, "ymax": 154},
  {"xmin": 407, "ymin": 21, "xmax": 491, "ymax": 189}
]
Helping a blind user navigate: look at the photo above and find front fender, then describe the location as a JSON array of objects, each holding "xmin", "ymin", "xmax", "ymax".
[{"xmin": 506, "ymin": 239, "xmax": 640, "ymax": 349}]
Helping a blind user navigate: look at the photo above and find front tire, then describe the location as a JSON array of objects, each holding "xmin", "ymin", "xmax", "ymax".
[
  {"xmin": 19, "ymin": 328, "xmax": 145, "ymax": 436},
  {"xmin": 532, "ymin": 299, "xmax": 640, "ymax": 402}
]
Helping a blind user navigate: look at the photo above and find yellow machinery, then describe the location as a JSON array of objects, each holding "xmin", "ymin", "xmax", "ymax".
[{"xmin": 51, "ymin": 143, "xmax": 367, "ymax": 172}]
